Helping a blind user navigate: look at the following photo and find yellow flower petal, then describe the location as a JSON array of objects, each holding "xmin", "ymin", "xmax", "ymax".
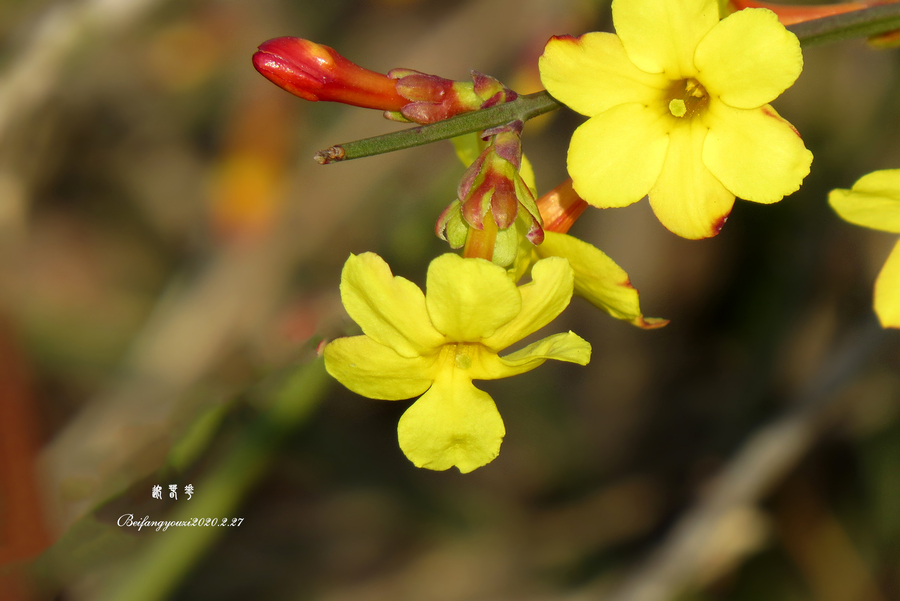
[
  {"xmin": 539, "ymin": 32, "xmax": 668, "ymax": 117},
  {"xmin": 466, "ymin": 332, "xmax": 591, "ymax": 380},
  {"xmin": 425, "ymin": 254, "xmax": 521, "ymax": 341},
  {"xmin": 875, "ymin": 239, "xmax": 900, "ymax": 328},
  {"xmin": 397, "ymin": 369, "xmax": 505, "ymax": 473},
  {"xmin": 852, "ymin": 169, "xmax": 900, "ymax": 198},
  {"xmin": 568, "ymin": 102, "xmax": 670, "ymax": 209},
  {"xmin": 483, "ymin": 257, "xmax": 574, "ymax": 351},
  {"xmin": 521, "ymin": 155, "xmax": 537, "ymax": 194},
  {"xmin": 324, "ymin": 336, "xmax": 436, "ymax": 400},
  {"xmin": 492, "ymin": 331, "xmax": 591, "ymax": 378},
  {"xmin": 695, "ymin": 8, "xmax": 802, "ymax": 110},
  {"xmin": 613, "ymin": 0, "xmax": 719, "ymax": 77},
  {"xmin": 341, "ymin": 253, "xmax": 444, "ymax": 358},
  {"xmin": 702, "ymin": 101, "xmax": 812, "ymax": 204},
  {"xmin": 649, "ymin": 119, "xmax": 735, "ymax": 239},
  {"xmin": 536, "ymin": 232, "xmax": 668, "ymax": 329},
  {"xmin": 829, "ymin": 170, "xmax": 900, "ymax": 233},
  {"xmin": 451, "ymin": 132, "xmax": 483, "ymax": 166}
]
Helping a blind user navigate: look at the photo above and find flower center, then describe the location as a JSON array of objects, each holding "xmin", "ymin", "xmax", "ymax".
[
  {"xmin": 439, "ymin": 342, "xmax": 480, "ymax": 371},
  {"xmin": 667, "ymin": 78, "xmax": 709, "ymax": 119},
  {"xmin": 454, "ymin": 344, "xmax": 473, "ymax": 370}
]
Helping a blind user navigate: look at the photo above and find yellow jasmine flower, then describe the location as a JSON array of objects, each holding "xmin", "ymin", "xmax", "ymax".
[
  {"xmin": 324, "ymin": 252, "xmax": 591, "ymax": 473},
  {"xmin": 539, "ymin": 0, "xmax": 813, "ymax": 239},
  {"xmin": 829, "ymin": 169, "xmax": 900, "ymax": 328}
]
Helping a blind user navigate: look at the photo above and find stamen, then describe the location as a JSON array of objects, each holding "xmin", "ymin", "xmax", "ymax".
[{"xmin": 667, "ymin": 78, "xmax": 709, "ymax": 119}]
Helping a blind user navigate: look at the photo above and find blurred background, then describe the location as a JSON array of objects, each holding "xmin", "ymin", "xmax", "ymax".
[{"xmin": 1, "ymin": 0, "xmax": 900, "ymax": 599}]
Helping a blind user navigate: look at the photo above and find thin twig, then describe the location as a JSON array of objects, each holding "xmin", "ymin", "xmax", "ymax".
[
  {"xmin": 0, "ymin": 0, "xmax": 162, "ymax": 141},
  {"xmin": 313, "ymin": 91, "xmax": 561, "ymax": 164}
]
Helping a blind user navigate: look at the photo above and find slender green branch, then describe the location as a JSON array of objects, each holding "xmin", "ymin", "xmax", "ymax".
[
  {"xmin": 315, "ymin": 2, "xmax": 900, "ymax": 164},
  {"xmin": 313, "ymin": 91, "xmax": 561, "ymax": 164},
  {"xmin": 789, "ymin": 1, "xmax": 900, "ymax": 47}
]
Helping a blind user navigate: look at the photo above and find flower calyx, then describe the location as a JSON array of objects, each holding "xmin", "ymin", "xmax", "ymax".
[
  {"xmin": 386, "ymin": 69, "xmax": 519, "ymax": 124},
  {"xmin": 436, "ymin": 121, "xmax": 543, "ymax": 266}
]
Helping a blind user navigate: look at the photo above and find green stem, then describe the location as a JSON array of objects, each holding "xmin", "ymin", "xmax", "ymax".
[
  {"xmin": 315, "ymin": 2, "xmax": 900, "ymax": 164},
  {"xmin": 789, "ymin": 1, "xmax": 900, "ymax": 46},
  {"xmin": 313, "ymin": 91, "xmax": 560, "ymax": 164}
]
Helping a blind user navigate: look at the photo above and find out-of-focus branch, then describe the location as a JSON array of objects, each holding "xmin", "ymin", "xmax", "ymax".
[
  {"xmin": 0, "ymin": 0, "xmax": 168, "ymax": 246},
  {"xmin": 599, "ymin": 320, "xmax": 885, "ymax": 601},
  {"xmin": 0, "ymin": 317, "xmax": 50, "ymax": 600},
  {"xmin": 0, "ymin": 0, "xmax": 162, "ymax": 141}
]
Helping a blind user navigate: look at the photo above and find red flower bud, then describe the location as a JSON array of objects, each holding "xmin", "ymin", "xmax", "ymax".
[
  {"xmin": 252, "ymin": 37, "xmax": 407, "ymax": 111},
  {"xmin": 728, "ymin": 0, "xmax": 889, "ymax": 25}
]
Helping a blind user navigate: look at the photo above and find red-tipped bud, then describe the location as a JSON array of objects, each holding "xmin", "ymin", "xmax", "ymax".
[
  {"xmin": 458, "ymin": 149, "xmax": 518, "ymax": 231},
  {"xmin": 536, "ymin": 179, "xmax": 588, "ymax": 234},
  {"xmin": 252, "ymin": 37, "xmax": 407, "ymax": 111},
  {"xmin": 454, "ymin": 125, "xmax": 542, "ymax": 241},
  {"xmin": 728, "ymin": 0, "xmax": 889, "ymax": 25}
]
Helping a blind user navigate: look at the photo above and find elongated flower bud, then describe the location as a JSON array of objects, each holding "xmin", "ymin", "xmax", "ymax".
[
  {"xmin": 253, "ymin": 38, "xmax": 523, "ymax": 123},
  {"xmin": 729, "ymin": 0, "xmax": 900, "ymax": 47},
  {"xmin": 252, "ymin": 37, "xmax": 407, "ymax": 110},
  {"xmin": 536, "ymin": 179, "xmax": 588, "ymax": 234},
  {"xmin": 728, "ymin": 0, "xmax": 888, "ymax": 25}
]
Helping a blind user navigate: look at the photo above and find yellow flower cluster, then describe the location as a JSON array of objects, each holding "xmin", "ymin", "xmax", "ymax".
[{"xmin": 324, "ymin": 0, "xmax": 900, "ymax": 475}]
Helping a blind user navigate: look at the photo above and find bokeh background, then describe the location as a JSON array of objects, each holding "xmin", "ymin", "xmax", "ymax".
[{"xmin": 2, "ymin": 0, "xmax": 900, "ymax": 599}]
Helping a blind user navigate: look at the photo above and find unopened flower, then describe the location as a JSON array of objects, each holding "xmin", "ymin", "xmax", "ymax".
[
  {"xmin": 253, "ymin": 37, "xmax": 406, "ymax": 110},
  {"xmin": 324, "ymin": 252, "xmax": 590, "ymax": 473},
  {"xmin": 728, "ymin": 0, "xmax": 885, "ymax": 25},
  {"xmin": 539, "ymin": 0, "xmax": 813, "ymax": 239},
  {"xmin": 829, "ymin": 169, "xmax": 900, "ymax": 327},
  {"xmin": 437, "ymin": 122, "xmax": 543, "ymax": 265},
  {"xmin": 728, "ymin": 0, "xmax": 900, "ymax": 47},
  {"xmin": 253, "ymin": 37, "xmax": 519, "ymax": 124}
]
